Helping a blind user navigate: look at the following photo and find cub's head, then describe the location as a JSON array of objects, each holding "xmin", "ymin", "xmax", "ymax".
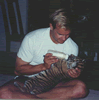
[{"xmin": 66, "ymin": 54, "xmax": 85, "ymax": 71}]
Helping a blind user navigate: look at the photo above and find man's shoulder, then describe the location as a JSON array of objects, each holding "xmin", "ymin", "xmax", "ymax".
[
  {"xmin": 66, "ymin": 38, "xmax": 78, "ymax": 48},
  {"xmin": 26, "ymin": 27, "xmax": 50, "ymax": 39}
]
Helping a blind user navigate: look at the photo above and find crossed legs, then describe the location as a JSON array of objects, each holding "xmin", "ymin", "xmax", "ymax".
[
  {"xmin": 0, "ymin": 79, "xmax": 88, "ymax": 99},
  {"xmin": 37, "ymin": 79, "xmax": 88, "ymax": 99}
]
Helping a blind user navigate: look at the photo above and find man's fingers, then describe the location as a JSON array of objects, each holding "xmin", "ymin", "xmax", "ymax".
[
  {"xmin": 68, "ymin": 69, "xmax": 76, "ymax": 74},
  {"xmin": 45, "ymin": 53, "xmax": 52, "ymax": 56},
  {"xmin": 68, "ymin": 69, "xmax": 81, "ymax": 78},
  {"xmin": 75, "ymin": 67, "xmax": 81, "ymax": 73},
  {"xmin": 43, "ymin": 53, "xmax": 59, "ymax": 70}
]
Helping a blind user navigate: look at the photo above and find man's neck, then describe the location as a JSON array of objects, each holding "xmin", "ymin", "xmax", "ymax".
[{"xmin": 50, "ymin": 30, "xmax": 58, "ymax": 44}]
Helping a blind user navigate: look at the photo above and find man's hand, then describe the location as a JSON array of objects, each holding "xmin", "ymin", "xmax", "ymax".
[
  {"xmin": 43, "ymin": 53, "xmax": 58, "ymax": 70},
  {"xmin": 67, "ymin": 68, "xmax": 81, "ymax": 78}
]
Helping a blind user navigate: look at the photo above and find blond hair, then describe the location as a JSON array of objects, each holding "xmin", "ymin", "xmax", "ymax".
[{"xmin": 49, "ymin": 9, "xmax": 70, "ymax": 29}]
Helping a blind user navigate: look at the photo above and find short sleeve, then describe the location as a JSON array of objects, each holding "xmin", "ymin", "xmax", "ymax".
[
  {"xmin": 66, "ymin": 38, "xmax": 79, "ymax": 57},
  {"xmin": 17, "ymin": 35, "xmax": 34, "ymax": 62},
  {"xmin": 71, "ymin": 43, "xmax": 79, "ymax": 56},
  {"xmin": 73, "ymin": 46, "xmax": 79, "ymax": 56}
]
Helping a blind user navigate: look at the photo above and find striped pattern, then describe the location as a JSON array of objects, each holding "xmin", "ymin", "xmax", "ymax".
[{"xmin": 14, "ymin": 54, "xmax": 85, "ymax": 94}]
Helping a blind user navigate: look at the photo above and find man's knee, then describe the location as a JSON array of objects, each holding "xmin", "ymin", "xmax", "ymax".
[
  {"xmin": 0, "ymin": 81, "xmax": 18, "ymax": 99},
  {"xmin": 73, "ymin": 80, "xmax": 89, "ymax": 98},
  {"xmin": 0, "ymin": 86, "xmax": 12, "ymax": 99}
]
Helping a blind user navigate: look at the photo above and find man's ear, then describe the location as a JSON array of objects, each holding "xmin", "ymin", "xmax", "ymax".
[{"xmin": 49, "ymin": 23, "xmax": 53, "ymax": 30}]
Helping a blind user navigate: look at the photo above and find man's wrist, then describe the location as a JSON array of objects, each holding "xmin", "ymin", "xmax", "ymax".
[{"xmin": 41, "ymin": 63, "xmax": 46, "ymax": 71}]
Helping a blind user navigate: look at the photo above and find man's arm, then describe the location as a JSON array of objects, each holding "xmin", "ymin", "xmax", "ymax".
[
  {"xmin": 14, "ymin": 53, "xmax": 58, "ymax": 76},
  {"xmin": 14, "ymin": 56, "xmax": 45, "ymax": 75}
]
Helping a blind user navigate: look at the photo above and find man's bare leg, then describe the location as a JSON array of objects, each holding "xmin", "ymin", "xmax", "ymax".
[
  {"xmin": 37, "ymin": 79, "xmax": 89, "ymax": 99},
  {"xmin": 0, "ymin": 79, "xmax": 88, "ymax": 99},
  {"xmin": 0, "ymin": 80, "xmax": 40, "ymax": 99}
]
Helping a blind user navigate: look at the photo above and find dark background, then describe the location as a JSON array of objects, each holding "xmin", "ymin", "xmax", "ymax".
[{"xmin": 28, "ymin": 0, "xmax": 99, "ymax": 47}]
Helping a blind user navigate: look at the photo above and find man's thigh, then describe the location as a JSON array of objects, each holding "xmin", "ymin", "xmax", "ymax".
[
  {"xmin": 0, "ymin": 79, "xmax": 22, "ymax": 92},
  {"xmin": 55, "ymin": 79, "xmax": 83, "ymax": 87},
  {"xmin": 0, "ymin": 79, "xmax": 40, "ymax": 99},
  {"xmin": 0, "ymin": 76, "xmax": 31, "ymax": 92},
  {"xmin": 36, "ymin": 79, "xmax": 86, "ymax": 99}
]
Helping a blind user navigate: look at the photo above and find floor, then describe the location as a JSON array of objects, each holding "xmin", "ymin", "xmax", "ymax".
[{"xmin": 0, "ymin": 74, "xmax": 99, "ymax": 100}]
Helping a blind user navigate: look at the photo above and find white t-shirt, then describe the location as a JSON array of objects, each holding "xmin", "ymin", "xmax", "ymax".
[
  {"xmin": 17, "ymin": 27, "xmax": 78, "ymax": 66},
  {"xmin": 17, "ymin": 27, "xmax": 78, "ymax": 77}
]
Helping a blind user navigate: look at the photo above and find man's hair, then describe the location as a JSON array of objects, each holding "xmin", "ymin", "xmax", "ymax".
[{"xmin": 49, "ymin": 8, "xmax": 70, "ymax": 29}]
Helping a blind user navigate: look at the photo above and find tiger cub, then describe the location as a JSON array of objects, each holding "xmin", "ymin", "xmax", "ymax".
[{"xmin": 14, "ymin": 54, "xmax": 85, "ymax": 94}]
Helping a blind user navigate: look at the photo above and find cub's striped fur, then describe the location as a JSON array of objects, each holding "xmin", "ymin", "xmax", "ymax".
[{"xmin": 14, "ymin": 54, "xmax": 85, "ymax": 94}]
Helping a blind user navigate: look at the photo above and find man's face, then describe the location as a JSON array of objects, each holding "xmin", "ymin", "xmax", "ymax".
[{"xmin": 50, "ymin": 25, "xmax": 71, "ymax": 44}]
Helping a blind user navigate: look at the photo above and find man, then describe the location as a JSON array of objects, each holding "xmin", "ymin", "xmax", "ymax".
[{"xmin": 0, "ymin": 9, "xmax": 88, "ymax": 99}]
